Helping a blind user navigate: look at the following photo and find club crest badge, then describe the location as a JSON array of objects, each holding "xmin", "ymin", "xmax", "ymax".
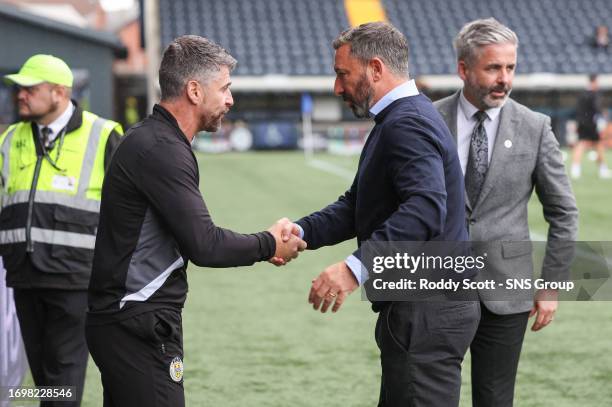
[{"xmin": 169, "ymin": 356, "xmax": 184, "ymax": 382}]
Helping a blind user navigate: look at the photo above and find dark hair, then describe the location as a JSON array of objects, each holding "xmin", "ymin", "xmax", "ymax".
[
  {"xmin": 159, "ymin": 35, "xmax": 236, "ymax": 100},
  {"xmin": 333, "ymin": 21, "xmax": 409, "ymax": 77}
]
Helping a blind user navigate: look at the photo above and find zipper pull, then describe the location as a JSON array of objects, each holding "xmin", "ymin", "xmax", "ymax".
[{"xmin": 161, "ymin": 343, "xmax": 166, "ymax": 354}]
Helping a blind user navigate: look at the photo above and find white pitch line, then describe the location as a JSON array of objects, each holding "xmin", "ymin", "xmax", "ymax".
[{"xmin": 307, "ymin": 158, "xmax": 354, "ymax": 181}]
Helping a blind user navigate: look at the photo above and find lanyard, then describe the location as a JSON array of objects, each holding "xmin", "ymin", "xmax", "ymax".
[{"xmin": 41, "ymin": 127, "xmax": 67, "ymax": 172}]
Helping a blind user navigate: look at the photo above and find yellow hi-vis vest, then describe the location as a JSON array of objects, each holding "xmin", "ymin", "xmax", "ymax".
[{"xmin": 0, "ymin": 110, "xmax": 121, "ymax": 280}]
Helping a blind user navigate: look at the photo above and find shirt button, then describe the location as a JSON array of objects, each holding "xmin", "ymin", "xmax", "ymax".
[{"xmin": 469, "ymin": 219, "xmax": 476, "ymax": 225}]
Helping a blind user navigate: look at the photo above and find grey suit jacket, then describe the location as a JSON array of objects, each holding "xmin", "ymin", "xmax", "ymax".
[{"xmin": 435, "ymin": 92, "xmax": 578, "ymax": 314}]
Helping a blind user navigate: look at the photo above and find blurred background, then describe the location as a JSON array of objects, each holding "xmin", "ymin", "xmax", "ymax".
[
  {"xmin": 1, "ymin": 0, "xmax": 611, "ymax": 154},
  {"xmin": 1, "ymin": 1, "xmax": 611, "ymax": 406}
]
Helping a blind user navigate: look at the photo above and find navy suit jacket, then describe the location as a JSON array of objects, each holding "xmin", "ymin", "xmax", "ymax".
[{"xmin": 297, "ymin": 94, "xmax": 468, "ymax": 282}]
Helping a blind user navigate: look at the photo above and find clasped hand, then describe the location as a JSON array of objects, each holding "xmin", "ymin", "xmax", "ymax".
[{"xmin": 267, "ymin": 218, "xmax": 307, "ymax": 265}]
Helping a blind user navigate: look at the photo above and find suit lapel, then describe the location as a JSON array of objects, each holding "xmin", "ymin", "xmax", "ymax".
[{"xmin": 475, "ymin": 100, "xmax": 521, "ymax": 208}]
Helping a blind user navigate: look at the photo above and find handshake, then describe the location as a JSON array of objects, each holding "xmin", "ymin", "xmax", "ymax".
[
  {"xmin": 267, "ymin": 217, "xmax": 306, "ymax": 266},
  {"xmin": 266, "ymin": 218, "xmax": 358, "ymax": 313}
]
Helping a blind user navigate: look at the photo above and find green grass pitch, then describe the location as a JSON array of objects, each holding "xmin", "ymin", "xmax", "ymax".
[{"xmin": 31, "ymin": 151, "xmax": 612, "ymax": 406}]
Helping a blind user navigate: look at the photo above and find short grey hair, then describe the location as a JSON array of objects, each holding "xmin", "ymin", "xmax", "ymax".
[
  {"xmin": 159, "ymin": 35, "xmax": 237, "ymax": 100},
  {"xmin": 454, "ymin": 18, "xmax": 518, "ymax": 65},
  {"xmin": 333, "ymin": 21, "xmax": 409, "ymax": 77}
]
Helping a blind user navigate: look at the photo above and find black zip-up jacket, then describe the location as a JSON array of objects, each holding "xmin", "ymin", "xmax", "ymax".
[{"xmin": 87, "ymin": 105, "xmax": 275, "ymax": 323}]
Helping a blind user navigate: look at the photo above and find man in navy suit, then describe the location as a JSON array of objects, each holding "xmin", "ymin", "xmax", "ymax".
[{"xmin": 283, "ymin": 22, "xmax": 480, "ymax": 406}]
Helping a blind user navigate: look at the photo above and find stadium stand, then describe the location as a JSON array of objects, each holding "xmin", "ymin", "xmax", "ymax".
[
  {"xmin": 384, "ymin": 0, "xmax": 612, "ymax": 75},
  {"xmin": 159, "ymin": 0, "xmax": 612, "ymax": 76},
  {"xmin": 154, "ymin": 0, "xmax": 611, "ymax": 152},
  {"xmin": 159, "ymin": 0, "xmax": 348, "ymax": 76}
]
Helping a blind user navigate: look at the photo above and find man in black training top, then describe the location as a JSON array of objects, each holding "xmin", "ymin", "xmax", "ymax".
[{"xmin": 86, "ymin": 35, "xmax": 306, "ymax": 407}]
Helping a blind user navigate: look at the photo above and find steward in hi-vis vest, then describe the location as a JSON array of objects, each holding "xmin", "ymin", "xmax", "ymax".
[
  {"xmin": 0, "ymin": 54, "xmax": 122, "ymax": 406},
  {"xmin": 0, "ymin": 109, "xmax": 121, "ymax": 287}
]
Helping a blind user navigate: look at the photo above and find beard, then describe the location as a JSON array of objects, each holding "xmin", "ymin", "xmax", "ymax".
[
  {"xmin": 18, "ymin": 99, "xmax": 59, "ymax": 122},
  {"xmin": 200, "ymin": 110, "xmax": 227, "ymax": 133},
  {"xmin": 472, "ymin": 81, "xmax": 512, "ymax": 109},
  {"xmin": 343, "ymin": 74, "xmax": 374, "ymax": 119}
]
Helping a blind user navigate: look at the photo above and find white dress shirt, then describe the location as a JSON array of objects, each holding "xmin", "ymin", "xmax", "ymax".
[
  {"xmin": 37, "ymin": 102, "xmax": 75, "ymax": 147},
  {"xmin": 456, "ymin": 91, "xmax": 503, "ymax": 175},
  {"xmin": 369, "ymin": 79, "xmax": 420, "ymax": 116}
]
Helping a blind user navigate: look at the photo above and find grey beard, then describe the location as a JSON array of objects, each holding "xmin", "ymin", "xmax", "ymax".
[
  {"xmin": 351, "ymin": 102, "xmax": 371, "ymax": 119},
  {"xmin": 480, "ymin": 87, "xmax": 512, "ymax": 109},
  {"xmin": 349, "ymin": 87, "xmax": 374, "ymax": 119}
]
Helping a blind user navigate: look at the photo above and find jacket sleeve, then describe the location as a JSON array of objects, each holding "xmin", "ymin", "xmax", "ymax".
[
  {"xmin": 137, "ymin": 140, "xmax": 276, "ymax": 267},
  {"xmin": 533, "ymin": 116, "xmax": 579, "ymax": 282},
  {"xmin": 295, "ymin": 176, "xmax": 358, "ymax": 250},
  {"xmin": 104, "ymin": 127, "xmax": 123, "ymax": 171}
]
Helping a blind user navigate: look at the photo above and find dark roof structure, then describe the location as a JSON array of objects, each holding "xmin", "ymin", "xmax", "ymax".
[{"xmin": 0, "ymin": 2, "xmax": 126, "ymax": 57}]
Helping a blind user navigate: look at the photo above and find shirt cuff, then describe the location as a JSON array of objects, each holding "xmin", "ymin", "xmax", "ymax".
[
  {"xmin": 345, "ymin": 254, "xmax": 368, "ymax": 286},
  {"xmin": 295, "ymin": 223, "xmax": 304, "ymax": 239}
]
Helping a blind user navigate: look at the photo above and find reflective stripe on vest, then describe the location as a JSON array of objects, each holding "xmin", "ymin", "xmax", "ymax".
[
  {"xmin": 2, "ymin": 190, "xmax": 100, "ymax": 212},
  {"xmin": 77, "ymin": 118, "xmax": 105, "ymax": 197},
  {"xmin": 0, "ymin": 227, "xmax": 95, "ymax": 249}
]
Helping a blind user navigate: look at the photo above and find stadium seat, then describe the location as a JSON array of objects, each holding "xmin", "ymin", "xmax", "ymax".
[{"xmin": 158, "ymin": 0, "xmax": 612, "ymax": 75}]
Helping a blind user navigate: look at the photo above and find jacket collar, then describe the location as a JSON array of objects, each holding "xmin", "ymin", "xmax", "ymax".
[
  {"xmin": 373, "ymin": 97, "xmax": 413, "ymax": 124},
  {"xmin": 151, "ymin": 104, "xmax": 191, "ymax": 147},
  {"xmin": 29, "ymin": 100, "xmax": 82, "ymax": 135},
  {"xmin": 65, "ymin": 100, "xmax": 83, "ymax": 133},
  {"xmin": 29, "ymin": 100, "xmax": 82, "ymax": 156}
]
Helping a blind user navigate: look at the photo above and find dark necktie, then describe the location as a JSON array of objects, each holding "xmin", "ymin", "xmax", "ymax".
[
  {"xmin": 465, "ymin": 110, "xmax": 488, "ymax": 205},
  {"xmin": 40, "ymin": 126, "xmax": 52, "ymax": 150}
]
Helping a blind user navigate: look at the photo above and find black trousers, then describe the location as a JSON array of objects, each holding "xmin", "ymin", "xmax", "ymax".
[
  {"xmin": 86, "ymin": 308, "xmax": 184, "ymax": 407},
  {"xmin": 12, "ymin": 288, "xmax": 89, "ymax": 407},
  {"xmin": 470, "ymin": 304, "xmax": 530, "ymax": 407},
  {"xmin": 376, "ymin": 301, "xmax": 480, "ymax": 407}
]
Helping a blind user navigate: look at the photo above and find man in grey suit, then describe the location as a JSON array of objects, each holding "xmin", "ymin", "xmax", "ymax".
[{"xmin": 434, "ymin": 18, "xmax": 578, "ymax": 407}]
